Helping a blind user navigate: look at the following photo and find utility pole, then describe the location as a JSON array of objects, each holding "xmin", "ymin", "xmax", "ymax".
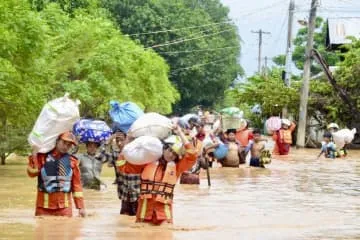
[
  {"xmin": 285, "ymin": 0, "xmax": 295, "ymax": 87},
  {"xmin": 264, "ymin": 56, "xmax": 268, "ymax": 77},
  {"xmin": 296, "ymin": 0, "xmax": 319, "ymax": 148},
  {"xmin": 252, "ymin": 29, "xmax": 271, "ymax": 74},
  {"xmin": 282, "ymin": 0, "xmax": 295, "ymax": 118}
]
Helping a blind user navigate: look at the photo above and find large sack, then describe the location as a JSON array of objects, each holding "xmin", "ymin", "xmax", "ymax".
[
  {"xmin": 332, "ymin": 128, "xmax": 357, "ymax": 149},
  {"xmin": 266, "ymin": 116, "xmax": 282, "ymax": 133},
  {"xmin": 28, "ymin": 93, "xmax": 80, "ymax": 153},
  {"xmin": 178, "ymin": 114, "xmax": 199, "ymax": 129},
  {"xmin": 109, "ymin": 101, "xmax": 143, "ymax": 133},
  {"xmin": 122, "ymin": 136, "xmax": 163, "ymax": 165},
  {"xmin": 73, "ymin": 119, "xmax": 112, "ymax": 143},
  {"xmin": 128, "ymin": 113, "xmax": 173, "ymax": 140}
]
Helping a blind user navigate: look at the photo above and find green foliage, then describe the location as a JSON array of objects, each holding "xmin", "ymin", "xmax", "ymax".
[
  {"xmin": 0, "ymin": 0, "xmax": 51, "ymax": 162},
  {"xmin": 102, "ymin": 0, "xmax": 242, "ymax": 113},
  {"xmin": 292, "ymin": 17, "xmax": 340, "ymax": 74},
  {"xmin": 29, "ymin": 0, "xmax": 91, "ymax": 14},
  {"xmin": 0, "ymin": 0, "xmax": 179, "ymax": 163},
  {"xmin": 226, "ymin": 69, "xmax": 299, "ymax": 117}
]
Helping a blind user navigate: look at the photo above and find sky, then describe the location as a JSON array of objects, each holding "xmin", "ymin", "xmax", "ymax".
[{"xmin": 220, "ymin": 0, "xmax": 360, "ymax": 77}]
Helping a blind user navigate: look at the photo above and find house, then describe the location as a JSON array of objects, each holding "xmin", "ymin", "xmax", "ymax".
[{"xmin": 326, "ymin": 17, "xmax": 360, "ymax": 50}]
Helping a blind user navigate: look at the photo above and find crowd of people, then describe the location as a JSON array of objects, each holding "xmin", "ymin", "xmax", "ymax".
[{"xmin": 26, "ymin": 110, "xmax": 348, "ymax": 225}]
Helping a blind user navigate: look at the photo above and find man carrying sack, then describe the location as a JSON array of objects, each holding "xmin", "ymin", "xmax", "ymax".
[{"xmin": 27, "ymin": 131, "xmax": 86, "ymax": 217}]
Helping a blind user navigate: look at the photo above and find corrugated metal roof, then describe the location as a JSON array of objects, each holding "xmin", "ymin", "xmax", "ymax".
[{"xmin": 327, "ymin": 18, "xmax": 360, "ymax": 46}]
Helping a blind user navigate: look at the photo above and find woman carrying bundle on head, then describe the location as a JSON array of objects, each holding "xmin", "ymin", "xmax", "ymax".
[{"xmin": 118, "ymin": 125, "xmax": 197, "ymax": 225}]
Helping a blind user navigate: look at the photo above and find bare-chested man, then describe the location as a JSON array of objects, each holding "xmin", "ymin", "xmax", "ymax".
[{"xmin": 244, "ymin": 128, "xmax": 266, "ymax": 168}]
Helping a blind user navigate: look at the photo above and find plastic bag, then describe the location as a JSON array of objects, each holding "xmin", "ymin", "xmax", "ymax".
[
  {"xmin": 332, "ymin": 128, "xmax": 356, "ymax": 149},
  {"xmin": 266, "ymin": 116, "xmax": 282, "ymax": 132},
  {"xmin": 214, "ymin": 144, "xmax": 229, "ymax": 159},
  {"xmin": 122, "ymin": 136, "xmax": 163, "ymax": 165},
  {"xmin": 73, "ymin": 119, "xmax": 112, "ymax": 143},
  {"xmin": 28, "ymin": 93, "xmax": 80, "ymax": 153},
  {"xmin": 128, "ymin": 113, "xmax": 173, "ymax": 140},
  {"xmin": 109, "ymin": 101, "xmax": 143, "ymax": 133}
]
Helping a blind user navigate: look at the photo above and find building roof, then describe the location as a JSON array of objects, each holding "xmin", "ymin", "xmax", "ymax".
[{"xmin": 326, "ymin": 17, "xmax": 360, "ymax": 49}]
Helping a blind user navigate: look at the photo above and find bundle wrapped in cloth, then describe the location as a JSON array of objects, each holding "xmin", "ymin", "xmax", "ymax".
[
  {"xmin": 128, "ymin": 112, "xmax": 173, "ymax": 140},
  {"xmin": 28, "ymin": 93, "xmax": 80, "ymax": 153},
  {"xmin": 73, "ymin": 119, "xmax": 112, "ymax": 143},
  {"xmin": 109, "ymin": 101, "xmax": 144, "ymax": 133},
  {"xmin": 122, "ymin": 136, "xmax": 163, "ymax": 165},
  {"xmin": 265, "ymin": 116, "xmax": 282, "ymax": 134},
  {"xmin": 203, "ymin": 135, "xmax": 229, "ymax": 159},
  {"xmin": 332, "ymin": 128, "xmax": 357, "ymax": 149},
  {"xmin": 178, "ymin": 114, "xmax": 199, "ymax": 129}
]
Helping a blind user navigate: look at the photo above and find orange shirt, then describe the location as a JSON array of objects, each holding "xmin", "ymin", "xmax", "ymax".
[
  {"xmin": 27, "ymin": 150, "xmax": 84, "ymax": 210},
  {"xmin": 235, "ymin": 129, "xmax": 253, "ymax": 147},
  {"xmin": 120, "ymin": 143, "xmax": 197, "ymax": 223}
]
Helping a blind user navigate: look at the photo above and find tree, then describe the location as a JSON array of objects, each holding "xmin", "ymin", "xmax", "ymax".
[
  {"xmin": 40, "ymin": 4, "xmax": 179, "ymax": 116},
  {"xmin": 224, "ymin": 68, "xmax": 300, "ymax": 128},
  {"xmin": 0, "ymin": 0, "xmax": 52, "ymax": 164},
  {"xmin": 102, "ymin": 0, "xmax": 242, "ymax": 113},
  {"xmin": 0, "ymin": 0, "xmax": 179, "ymax": 164}
]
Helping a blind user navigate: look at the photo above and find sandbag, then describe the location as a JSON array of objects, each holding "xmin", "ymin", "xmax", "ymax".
[
  {"xmin": 128, "ymin": 113, "xmax": 173, "ymax": 140},
  {"xmin": 73, "ymin": 119, "xmax": 112, "ymax": 143},
  {"xmin": 122, "ymin": 136, "xmax": 163, "ymax": 165},
  {"xmin": 332, "ymin": 128, "xmax": 356, "ymax": 149},
  {"xmin": 28, "ymin": 93, "xmax": 80, "ymax": 153},
  {"xmin": 109, "ymin": 101, "xmax": 143, "ymax": 133},
  {"xmin": 266, "ymin": 116, "xmax": 281, "ymax": 132}
]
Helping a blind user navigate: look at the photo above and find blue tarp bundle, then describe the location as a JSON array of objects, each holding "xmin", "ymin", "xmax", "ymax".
[
  {"xmin": 109, "ymin": 101, "xmax": 144, "ymax": 133},
  {"xmin": 73, "ymin": 119, "xmax": 112, "ymax": 143}
]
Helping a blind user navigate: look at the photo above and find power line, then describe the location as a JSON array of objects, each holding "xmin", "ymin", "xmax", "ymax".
[
  {"xmin": 124, "ymin": 0, "xmax": 287, "ymax": 37},
  {"xmin": 145, "ymin": 28, "xmax": 235, "ymax": 49},
  {"xmin": 170, "ymin": 57, "xmax": 232, "ymax": 74},
  {"xmin": 125, "ymin": 20, "xmax": 234, "ymax": 36},
  {"xmin": 156, "ymin": 46, "xmax": 240, "ymax": 55}
]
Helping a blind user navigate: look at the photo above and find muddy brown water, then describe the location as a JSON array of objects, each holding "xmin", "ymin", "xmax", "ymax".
[{"xmin": 0, "ymin": 148, "xmax": 359, "ymax": 240}]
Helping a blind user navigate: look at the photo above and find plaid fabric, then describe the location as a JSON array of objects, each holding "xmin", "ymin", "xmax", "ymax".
[{"xmin": 117, "ymin": 171, "xmax": 141, "ymax": 202}]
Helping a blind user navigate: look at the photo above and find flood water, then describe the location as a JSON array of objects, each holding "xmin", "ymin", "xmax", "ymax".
[{"xmin": 0, "ymin": 148, "xmax": 360, "ymax": 240}]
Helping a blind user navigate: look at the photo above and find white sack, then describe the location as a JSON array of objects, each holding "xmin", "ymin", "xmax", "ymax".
[
  {"xmin": 128, "ymin": 113, "xmax": 173, "ymax": 140},
  {"xmin": 332, "ymin": 128, "xmax": 356, "ymax": 149},
  {"xmin": 28, "ymin": 93, "xmax": 80, "ymax": 153},
  {"xmin": 122, "ymin": 136, "xmax": 163, "ymax": 165}
]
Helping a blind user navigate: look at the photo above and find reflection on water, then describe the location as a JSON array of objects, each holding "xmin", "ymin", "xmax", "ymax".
[{"xmin": 0, "ymin": 148, "xmax": 360, "ymax": 240}]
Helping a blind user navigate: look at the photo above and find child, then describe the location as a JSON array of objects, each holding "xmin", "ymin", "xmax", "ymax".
[
  {"xmin": 245, "ymin": 128, "xmax": 270, "ymax": 168},
  {"xmin": 318, "ymin": 132, "xmax": 337, "ymax": 159},
  {"xmin": 219, "ymin": 129, "xmax": 243, "ymax": 167}
]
